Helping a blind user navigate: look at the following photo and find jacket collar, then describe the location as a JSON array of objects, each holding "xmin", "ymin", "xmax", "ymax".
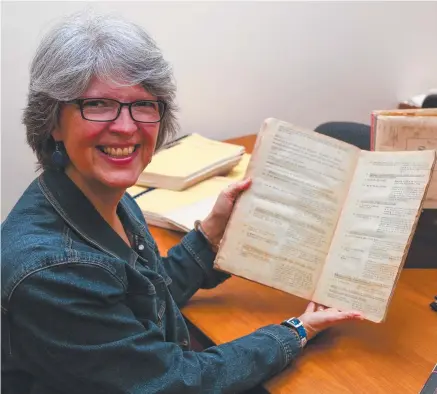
[{"xmin": 38, "ymin": 169, "xmax": 140, "ymax": 264}]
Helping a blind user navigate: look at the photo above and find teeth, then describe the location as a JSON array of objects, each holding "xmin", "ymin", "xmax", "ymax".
[{"xmin": 102, "ymin": 146, "xmax": 135, "ymax": 157}]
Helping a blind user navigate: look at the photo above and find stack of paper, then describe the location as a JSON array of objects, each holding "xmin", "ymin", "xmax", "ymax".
[
  {"xmin": 134, "ymin": 153, "xmax": 251, "ymax": 232},
  {"xmin": 136, "ymin": 133, "xmax": 245, "ymax": 191},
  {"xmin": 371, "ymin": 108, "xmax": 437, "ymax": 209},
  {"xmin": 126, "ymin": 185, "xmax": 148, "ymax": 198},
  {"xmin": 135, "ymin": 176, "xmax": 235, "ymax": 232},
  {"xmin": 225, "ymin": 153, "xmax": 251, "ymax": 180}
]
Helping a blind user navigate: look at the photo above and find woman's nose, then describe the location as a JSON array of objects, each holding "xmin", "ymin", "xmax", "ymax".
[{"xmin": 109, "ymin": 106, "xmax": 137, "ymax": 134}]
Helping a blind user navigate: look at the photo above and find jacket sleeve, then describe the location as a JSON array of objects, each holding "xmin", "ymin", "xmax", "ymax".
[
  {"xmin": 124, "ymin": 192, "xmax": 229, "ymax": 307},
  {"xmin": 155, "ymin": 229, "xmax": 230, "ymax": 307},
  {"xmin": 9, "ymin": 264, "xmax": 302, "ymax": 394}
]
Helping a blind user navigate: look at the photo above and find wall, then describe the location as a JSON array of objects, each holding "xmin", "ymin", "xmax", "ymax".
[{"xmin": 2, "ymin": 1, "xmax": 437, "ymax": 219}]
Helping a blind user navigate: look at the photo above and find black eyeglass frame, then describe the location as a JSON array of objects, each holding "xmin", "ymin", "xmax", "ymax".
[{"xmin": 65, "ymin": 98, "xmax": 167, "ymax": 123}]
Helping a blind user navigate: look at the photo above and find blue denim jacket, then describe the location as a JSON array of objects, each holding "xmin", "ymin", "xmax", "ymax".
[{"xmin": 1, "ymin": 169, "xmax": 302, "ymax": 394}]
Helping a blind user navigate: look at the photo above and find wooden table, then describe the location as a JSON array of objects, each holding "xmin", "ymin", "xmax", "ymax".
[{"xmin": 149, "ymin": 135, "xmax": 437, "ymax": 394}]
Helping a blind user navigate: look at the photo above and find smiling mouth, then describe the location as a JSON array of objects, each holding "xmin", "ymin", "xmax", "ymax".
[{"xmin": 97, "ymin": 145, "xmax": 140, "ymax": 158}]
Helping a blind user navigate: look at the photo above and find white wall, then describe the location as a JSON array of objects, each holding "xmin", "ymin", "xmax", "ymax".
[{"xmin": 2, "ymin": 1, "xmax": 437, "ymax": 220}]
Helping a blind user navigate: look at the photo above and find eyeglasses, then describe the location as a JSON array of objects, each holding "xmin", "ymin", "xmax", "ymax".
[{"xmin": 66, "ymin": 98, "xmax": 166, "ymax": 123}]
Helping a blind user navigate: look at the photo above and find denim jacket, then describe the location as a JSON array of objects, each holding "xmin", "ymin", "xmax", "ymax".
[{"xmin": 1, "ymin": 169, "xmax": 302, "ymax": 394}]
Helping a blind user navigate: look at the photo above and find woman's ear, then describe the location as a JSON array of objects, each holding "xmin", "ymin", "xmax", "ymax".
[{"xmin": 51, "ymin": 127, "xmax": 62, "ymax": 142}]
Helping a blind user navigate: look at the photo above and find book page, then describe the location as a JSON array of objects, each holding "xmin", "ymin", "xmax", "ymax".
[
  {"xmin": 165, "ymin": 195, "xmax": 218, "ymax": 232},
  {"xmin": 161, "ymin": 154, "xmax": 251, "ymax": 230},
  {"xmin": 226, "ymin": 153, "xmax": 251, "ymax": 180},
  {"xmin": 136, "ymin": 176, "xmax": 233, "ymax": 215},
  {"xmin": 373, "ymin": 111, "xmax": 437, "ymax": 208},
  {"xmin": 313, "ymin": 150, "xmax": 436, "ymax": 322},
  {"xmin": 214, "ymin": 118, "xmax": 360, "ymax": 299}
]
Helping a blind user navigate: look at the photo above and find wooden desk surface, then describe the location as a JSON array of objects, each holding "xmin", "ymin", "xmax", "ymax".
[
  {"xmin": 149, "ymin": 135, "xmax": 437, "ymax": 394},
  {"xmin": 181, "ymin": 271, "xmax": 437, "ymax": 394}
]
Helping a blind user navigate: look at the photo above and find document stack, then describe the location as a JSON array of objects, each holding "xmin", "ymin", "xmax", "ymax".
[
  {"xmin": 371, "ymin": 108, "xmax": 437, "ymax": 209},
  {"xmin": 136, "ymin": 133, "xmax": 246, "ymax": 191},
  {"xmin": 126, "ymin": 133, "xmax": 251, "ymax": 232}
]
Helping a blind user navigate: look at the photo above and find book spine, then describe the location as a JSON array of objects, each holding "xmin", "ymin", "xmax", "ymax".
[{"xmin": 370, "ymin": 112, "xmax": 377, "ymax": 151}]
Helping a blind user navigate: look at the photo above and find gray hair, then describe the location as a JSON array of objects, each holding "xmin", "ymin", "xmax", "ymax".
[{"xmin": 23, "ymin": 10, "xmax": 178, "ymax": 170}]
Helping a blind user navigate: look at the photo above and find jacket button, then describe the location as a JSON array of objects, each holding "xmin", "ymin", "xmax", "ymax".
[
  {"xmin": 138, "ymin": 244, "xmax": 145, "ymax": 251},
  {"xmin": 181, "ymin": 339, "xmax": 189, "ymax": 347}
]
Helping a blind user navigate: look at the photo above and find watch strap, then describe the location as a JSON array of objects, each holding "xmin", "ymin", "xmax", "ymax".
[{"xmin": 281, "ymin": 317, "xmax": 307, "ymax": 347}]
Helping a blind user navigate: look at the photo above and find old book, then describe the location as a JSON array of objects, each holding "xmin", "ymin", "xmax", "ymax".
[
  {"xmin": 128, "ymin": 154, "xmax": 250, "ymax": 200},
  {"xmin": 214, "ymin": 118, "xmax": 436, "ymax": 323},
  {"xmin": 371, "ymin": 109, "xmax": 437, "ymax": 209},
  {"xmin": 136, "ymin": 133, "xmax": 245, "ymax": 191},
  {"xmin": 133, "ymin": 153, "xmax": 251, "ymax": 232},
  {"xmin": 135, "ymin": 176, "xmax": 235, "ymax": 232}
]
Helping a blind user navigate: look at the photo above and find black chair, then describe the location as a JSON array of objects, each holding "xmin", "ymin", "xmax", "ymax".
[
  {"xmin": 422, "ymin": 93, "xmax": 437, "ymax": 108},
  {"xmin": 314, "ymin": 121, "xmax": 371, "ymax": 150}
]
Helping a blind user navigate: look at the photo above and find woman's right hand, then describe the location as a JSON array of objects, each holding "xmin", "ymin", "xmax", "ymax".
[{"xmin": 298, "ymin": 301, "xmax": 364, "ymax": 341}]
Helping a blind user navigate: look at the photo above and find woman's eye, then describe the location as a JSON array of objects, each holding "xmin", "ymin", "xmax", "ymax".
[
  {"xmin": 83, "ymin": 100, "xmax": 109, "ymax": 108},
  {"xmin": 135, "ymin": 101, "xmax": 157, "ymax": 110},
  {"xmin": 138, "ymin": 102, "xmax": 151, "ymax": 107}
]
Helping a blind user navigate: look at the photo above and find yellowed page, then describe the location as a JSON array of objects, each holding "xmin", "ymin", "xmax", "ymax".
[
  {"xmin": 126, "ymin": 185, "xmax": 148, "ymax": 197},
  {"xmin": 136, "ymin": 176, "xmax": 232, "ymax": 215},
  {"xmin": 313, "ymin": 149, "xmax": 436, "ymax": 322},
  {"xmin": 214, "ymin": 118, "xmax": 360, "ymax": 299},
  {"xmin": 373, "ymin": 110, "xmax": 437, "ymax": 208},
  {"xmin": 165, "ymin": 196, "xmax": 218, "ymax": 232},
  {"xmin": 225, "ymin": 153, "xmax": 251, "ymax": 180},
  {"xmin": 143, "ymin": 134, "xmax": 245, "ymax": 178}
]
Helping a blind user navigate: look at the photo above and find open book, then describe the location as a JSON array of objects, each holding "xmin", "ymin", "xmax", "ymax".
[
  {"xmin": 371, "ymin": 109, "xmax": 437, "ymax": 209},
  {"xmin": 214, "ymin": 118, "xmax": 436, "ymax": 323},
  {"xmin": 136, "ymin": 133, "xmax": 245, "ymax": 191}
]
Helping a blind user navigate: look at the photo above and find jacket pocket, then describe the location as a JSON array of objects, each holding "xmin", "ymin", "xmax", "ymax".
[{"xmin": 125, "ymin": 275, "xmax": 167, "ymax": 330}]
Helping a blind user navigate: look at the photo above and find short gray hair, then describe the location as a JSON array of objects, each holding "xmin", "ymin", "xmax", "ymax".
[{"xmin": 23, "ymin": 10, "xmax": 178, "ymax": 170}]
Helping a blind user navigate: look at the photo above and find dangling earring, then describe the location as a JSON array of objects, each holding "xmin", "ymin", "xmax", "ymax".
[{"xmin": 51, "ymin": 141, "xmax": 68, "ymax": 168}]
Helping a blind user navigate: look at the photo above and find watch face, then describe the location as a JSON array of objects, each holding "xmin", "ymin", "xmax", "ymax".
[
  {"xmin": 281, "ymin": 318, "xmax": 307, "ymax": 347},
  {"xmin": 287, "ymin": 318, "xmax": 301, "ymax": 327},
  {"xmin": 287, "ymin": 318, "xmax": 306, "ymax": 338}
]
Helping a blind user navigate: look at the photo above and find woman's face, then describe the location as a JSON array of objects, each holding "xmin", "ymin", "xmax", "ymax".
[{"xmin": 52, "ymin": 77, "xmax": 161, "ymax": 191}]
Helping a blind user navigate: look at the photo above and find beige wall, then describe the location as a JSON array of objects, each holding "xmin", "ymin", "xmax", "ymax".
[{"xmin": 2, "ymin": 1, "xmax": 437, "ymax": 219}]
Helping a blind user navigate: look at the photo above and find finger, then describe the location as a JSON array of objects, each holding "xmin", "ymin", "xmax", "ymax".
[
  {"xmin": 324, "ymin": 307, "xmax": 339, "ymax": 313},
  {"xmin": 317, "ymin": 305, "xmax": 325, "ymax": 311},
  {"xmin": 233, "ymin": 177, "xmax": 252, "ymax": 191},
  {"xmin": 350, "ymin": 311, "xmax": 365, "ymax": 320},
  {"xmin": 326, "ymin": 310, "xmax": 365, "ymax": 322},
  {"xmin": 223, "ymin": 178, "xmax": 252, "ymax": 200},
  {"xmin": 305, "ymin": 301, "xmax": 317, "ymax": 313}
]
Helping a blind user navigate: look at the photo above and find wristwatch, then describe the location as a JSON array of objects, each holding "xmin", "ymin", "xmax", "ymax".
[{"xmin": 281, "ymin": 317, "xmax": 307, "ymax": 347}]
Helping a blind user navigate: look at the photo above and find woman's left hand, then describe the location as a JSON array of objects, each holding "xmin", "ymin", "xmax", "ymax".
[
  {"xmin": 298, "ymin": 302, "xmax": 364, "ymax": 341},
  {"xmin": 199, "ymin": 177, "xmax": 252, "ymax": 248}
]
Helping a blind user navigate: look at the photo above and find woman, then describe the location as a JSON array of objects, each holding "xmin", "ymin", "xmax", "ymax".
[{"xmin": 1, "ymin": 11, "xmax": 363, "ymax": 394}]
